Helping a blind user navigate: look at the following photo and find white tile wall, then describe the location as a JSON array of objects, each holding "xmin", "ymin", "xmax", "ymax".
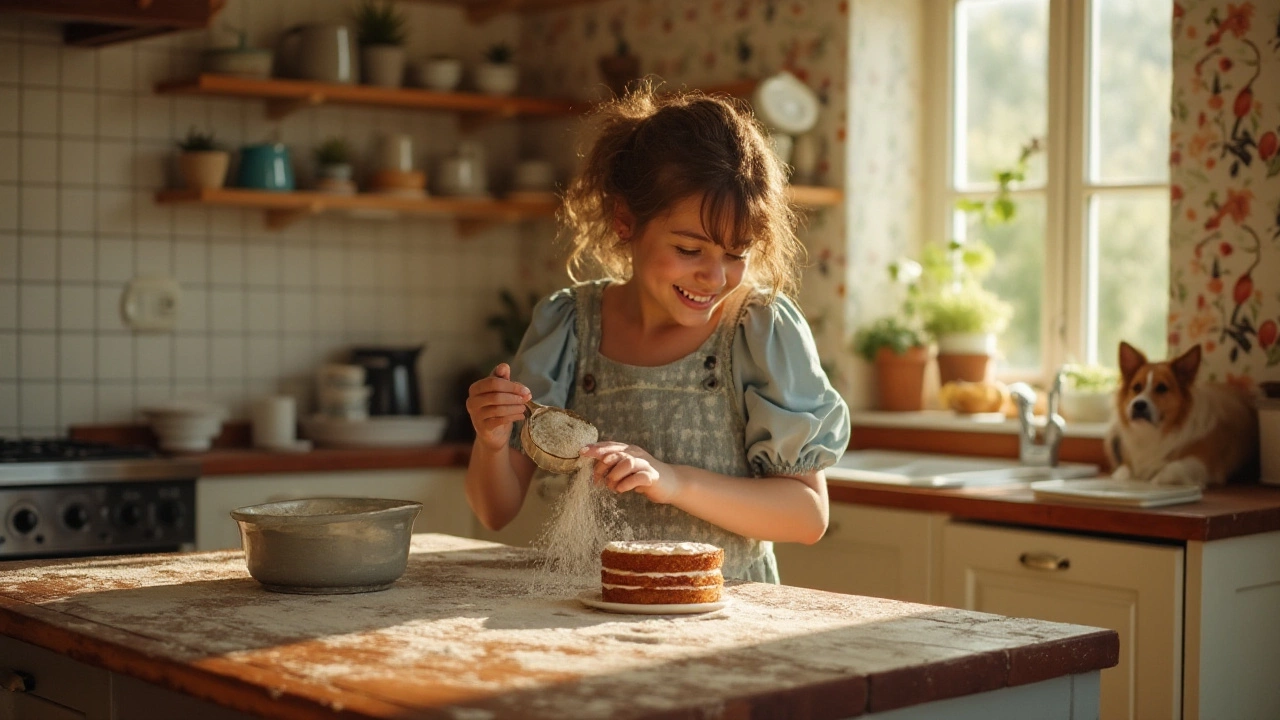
[{"xmin": 0, "ymin": 0, "xmax": 531, "ymax": 436}]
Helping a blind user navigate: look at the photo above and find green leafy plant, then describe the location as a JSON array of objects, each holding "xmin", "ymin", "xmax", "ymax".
[
  {"xmin": 353, "ymin": 0, "xmax": 407, "ymax": 46},
  {"xmin": 1061, "ymin": 363, "xmax": 1120, "ymax": 394},
  {"xmin": 313, "ymin": 137, "xmax": 351, "ymax": 167},
  {"xmin": 487, "ymin": 289, "xmax": 540, "ymax": 357},
  {"xmin": 852, "ymin": 317, "xmax": 926, "ymax": 362},
  {"xmin": 918, "ymin": 287, "xmax": 1012, "ymax": 337},
  {"xmin": 485, "ymin": 43, "xmax": 513, "ymax": 65},
  {"xmin": 176, "ymin": 127, "xmax": 218, "ymax": 152}
]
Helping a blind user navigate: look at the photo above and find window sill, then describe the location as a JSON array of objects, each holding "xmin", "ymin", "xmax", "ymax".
[{"xmin": 850, "ymin": 410, "xmax": 1111, "ymax": 440}]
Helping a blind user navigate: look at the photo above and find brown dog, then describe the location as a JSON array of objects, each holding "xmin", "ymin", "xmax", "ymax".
[{"xmin": 1105, "ymin": 342, "xmax": 1259, "ymax": 487}]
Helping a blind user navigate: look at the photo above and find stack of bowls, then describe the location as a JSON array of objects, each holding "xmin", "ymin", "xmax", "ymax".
[
  {"xmin": 316, "ymin": 364, "xmax": 369, "ymax": 420},
  {"xmin": 142, "ymin": 402, "xmax": 226, "ymax": 452}
]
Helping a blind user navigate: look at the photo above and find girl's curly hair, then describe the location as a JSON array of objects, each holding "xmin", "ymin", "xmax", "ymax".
[{"xmin": 559, "ymin": 81, "xmax": 805, "ymax": 303}]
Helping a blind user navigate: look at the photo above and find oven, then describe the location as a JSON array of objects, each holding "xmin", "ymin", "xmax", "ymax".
[{"xmin": 1, "ymin": 440, "xmax": 200, "ymax": 561}]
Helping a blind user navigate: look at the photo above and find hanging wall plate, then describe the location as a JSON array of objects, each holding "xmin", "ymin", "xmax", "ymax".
[{"xmin": 752, "ymin": 71, "xmax": 820, "ymax": 135}]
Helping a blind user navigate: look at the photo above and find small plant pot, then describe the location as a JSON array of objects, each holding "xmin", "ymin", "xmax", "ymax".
[
  {"xmin": 419, "ymin": 57, "xmax": 462, "ymax": 91},
  {"xmin": 361, "ymin": 45, "xmax": 406, "ymax": 88},
  {"xmin": 936, "ymin": 352, "xmax": 992, "ymax": 385},
  {"xmin": 1060, "ymin": 390, "xmax": 1114, "ymax": 423},
  {"xmin": 474, "ymin": 62, "xmax": 518, "ymax": 95},
  {"xmin": 318, "ymin": 163, "xmax": 353, "ymax": 182},
  {"xmin": 936, "ymin": 332, "xmax": 996, "ymax": 355},
  {"xmin": 178, "ymin": 150, "xmax": 230, "ymax": 190},
  {"xmin": 598, "ymin": 53, "xmax": 640, "ymax": 96},
  {"xmin": 874, "ymin": 346, "xmax": 928, "ymax": 412}
]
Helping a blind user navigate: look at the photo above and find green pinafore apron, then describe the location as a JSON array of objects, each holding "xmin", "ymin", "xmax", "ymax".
[{"xmin": 564, "ymin": 279, "xmax": 779, "ymax": 583}]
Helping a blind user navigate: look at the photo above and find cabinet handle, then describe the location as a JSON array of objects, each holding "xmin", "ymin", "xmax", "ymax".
[
  {"xmin": 1019, "ymin": 552, "xmax": 1069, "ymax": 572},
  {"xmin": 1, "ymin": 669, "xmax": 34, "ymax": 692}
]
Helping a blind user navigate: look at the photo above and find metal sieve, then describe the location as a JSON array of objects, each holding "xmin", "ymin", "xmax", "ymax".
[{"xmin": 520, "ymin": 400, "xmax": 597, "ymax": 475}]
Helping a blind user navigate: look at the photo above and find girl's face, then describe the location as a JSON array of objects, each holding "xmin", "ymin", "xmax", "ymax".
[{"xmin": 623, "ymin": 194, "xmax": 749, "ymax": 327}]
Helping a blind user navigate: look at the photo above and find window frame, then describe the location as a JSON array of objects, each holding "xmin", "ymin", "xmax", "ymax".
[{"xmin": 923, "ymin": 0, "xmax": 1170, "ymax": 381}]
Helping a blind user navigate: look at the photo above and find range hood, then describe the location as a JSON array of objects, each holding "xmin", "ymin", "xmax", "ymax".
[{"xmin": 0, "ymin": 0, "xmax": 224, "ymax": 47}]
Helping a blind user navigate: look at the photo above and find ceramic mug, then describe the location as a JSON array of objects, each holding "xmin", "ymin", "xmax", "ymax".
[
  {"xmin": 237, "ymin": 143, "xmax": 295, "ymax": 191},
  {"xmin": 275, "ymin": 23, "xmax": 358, "ymax": 84}
]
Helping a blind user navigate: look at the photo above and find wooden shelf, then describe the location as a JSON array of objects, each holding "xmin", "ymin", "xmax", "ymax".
[
  {"xmin": 155, "ymin": 74, "xmax": 583, "ymax": 122},
  {"xmin": 155, "ymin": 185, "xmax": 842, "ymax": 234},
  {"xmin": 403, "ymin": 0, "xmax": 603, "ymax": 24}
]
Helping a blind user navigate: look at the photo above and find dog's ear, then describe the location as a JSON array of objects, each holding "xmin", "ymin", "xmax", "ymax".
[
  {"xmin": 1118, "ymin": 341, "xmax": 1147, "ymax": 381},
  {"xmin": 1171, "ymin": 344, "xmax": 1202, "ymax": 387}
]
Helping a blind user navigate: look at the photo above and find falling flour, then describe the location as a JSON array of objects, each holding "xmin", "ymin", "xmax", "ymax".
[
  {"xmin": 530, "ymin": 459, "xmax": 632, "ymax": 595},
  {"xmin": 528, "ymin": 409, "xmax": 597, "ymax": 458}
]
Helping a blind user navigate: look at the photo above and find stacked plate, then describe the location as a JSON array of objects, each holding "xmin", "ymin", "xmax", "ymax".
[
  {"xmin": 142, "ymin": 402, "xmax": 226, "ymax": 453},
  {"xmin": 1030, "ymin": 479, "xmax": 1202, "ymax": 508}
]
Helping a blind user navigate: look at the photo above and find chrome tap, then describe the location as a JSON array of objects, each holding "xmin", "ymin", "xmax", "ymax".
[{"xmin": 1008, "ymin": 370, "xmax": 1066, "ymax": 467}]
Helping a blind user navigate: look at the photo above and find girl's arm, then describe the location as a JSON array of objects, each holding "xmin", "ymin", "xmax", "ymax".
[
  {"xmin": 464, "ymin": 363, "xmax": 538, "ymax": 531},
  {"xmin": 580, "ymin": 443, "xmax": 829, "ymax": 544}
]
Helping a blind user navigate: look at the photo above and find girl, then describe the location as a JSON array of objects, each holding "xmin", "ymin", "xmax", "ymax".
[{"xmin": 464, "ymin": 87, "xmax": 850, "ymax": 583}]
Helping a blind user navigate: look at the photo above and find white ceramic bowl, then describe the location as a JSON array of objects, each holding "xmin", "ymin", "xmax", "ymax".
[
  {"xmin": 474, "ymin": 63, "xmax": 518, "ymax": 95},
  {"xmin": 418, "ymin": 57, "xmax": 463, "ymax": 91}
]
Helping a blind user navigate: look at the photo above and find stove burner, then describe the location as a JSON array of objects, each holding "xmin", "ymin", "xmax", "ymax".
[{"xmin": 0, "ymin": 438, "xmax": 157, "ymax": 463}]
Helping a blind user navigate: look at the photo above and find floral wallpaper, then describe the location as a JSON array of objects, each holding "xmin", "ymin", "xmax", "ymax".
[
  {"xmin": 514, "ymin": 0, "xmax": 922, "ymax": 407},
  {"xmin": 1169, "ymin": 0, "xmax": 1280, "ymax": 386}
]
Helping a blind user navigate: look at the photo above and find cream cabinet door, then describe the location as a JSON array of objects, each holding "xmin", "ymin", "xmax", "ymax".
[
  {"xmin": 774, "ymin": 504, "xmax": 946, "ymax": 602},
  {"xmin": 196, "ymin": 469, "xmax": 470, "ymax": 550},
  {"xmin": 471, "ymin": 474, "xmax": 562, "ymax": 548},
  {"xmin": 942, "ymin": 521, "xmax": 1183, "ymax": 720}
]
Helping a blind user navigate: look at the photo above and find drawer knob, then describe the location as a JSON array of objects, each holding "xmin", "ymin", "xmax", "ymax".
[{"xmin": 1019, "ymin": 552, "xmax": 1070, "ymax": 571}]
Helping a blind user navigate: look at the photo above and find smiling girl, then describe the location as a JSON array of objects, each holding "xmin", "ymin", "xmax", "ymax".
[{"xmin": 464, "ymin": 87, "xmax": 850, "ymax": 582}]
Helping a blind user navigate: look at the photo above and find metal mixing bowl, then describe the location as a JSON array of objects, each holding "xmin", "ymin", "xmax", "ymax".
[{"xmin": 231, "ymin": 497, "xmax": 421, "ymax": 594}]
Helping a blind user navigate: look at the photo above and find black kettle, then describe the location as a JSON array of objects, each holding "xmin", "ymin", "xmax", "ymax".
[{"xmin": 351, "ymin": 345, "xmax": 424, "ymax": 416}]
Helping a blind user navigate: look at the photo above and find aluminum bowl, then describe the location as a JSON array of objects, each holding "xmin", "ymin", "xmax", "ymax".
[{"xmin": 231, "ymin": 497, "xmax": 421, "ymax": 594}]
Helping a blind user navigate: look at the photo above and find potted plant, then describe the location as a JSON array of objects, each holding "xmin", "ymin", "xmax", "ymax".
[
  {"xmin": 313, "ymin": 137, "xmax": 356, "ymax": 195},
  {"xmin": 1058, "ymin": 363, "xmax": 1119, "ymax": 422},
  {"xmin": 852, "ymin": 316, "xmax": 929, "ymax": 412},
  {"xmin": 175, "ymin": 127, "xmax": 229, "ymax": 190},
  {"xmin": 918, "ymin": 280, "xmax": 1012, "ymax": 385},
  {"xmin": 353, "ymin": 0, "xmax": 407, "ymax": 88},
  {"xmin": 598, "ymin": 23, "xmax": 640, "ymax": 97},
  {"xmin": 475, "ymin": 42, "xmax": 518, "ymax": 96},
  {"xmin": 419, "ymin": 53, "xmax": 462, "ymax": 92}
]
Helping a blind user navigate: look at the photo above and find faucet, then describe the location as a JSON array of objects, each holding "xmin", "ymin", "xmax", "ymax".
[{"xmin": 1008, "ymin": 370, "xmax": 1066, "ymax": 467}]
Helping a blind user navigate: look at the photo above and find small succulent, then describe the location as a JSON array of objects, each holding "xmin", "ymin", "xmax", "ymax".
[
  {"xmin": 485, "ymin": 43, "xmax": 513, "ymax": 64},
  {"xmin": 176, "ymin": 127, "xmax": 218, "ymax": 152},
  {"xmin": 314, "ymin": 137, "xmax": 351, "ymax": 166},
  {"xmin": 353, "ymin": 0, "xmax": 407, "ymax": 46}
]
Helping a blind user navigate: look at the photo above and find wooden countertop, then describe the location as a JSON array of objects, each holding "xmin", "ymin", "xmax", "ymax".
[
  {"xmin": 0, "ymin": 534, "xmax": 1117, "ymax": 719},
  {"xmin": 828, "ymin": 480, "xmax": 1280, "ymax": 542},
  {"xmin": 192, "ymin": 444, "xmax": 472, "ymax": 476}
]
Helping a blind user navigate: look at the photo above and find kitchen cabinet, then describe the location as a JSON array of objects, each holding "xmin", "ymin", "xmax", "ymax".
[
  {"xmin": 941, "ymin": 521, "xmax": 1183, "ymax": 719},
  {"xmin": 470, "ymin": 473, "xmax": 562, "ymax": 547},
  {"xmin": 195, "ymin": 468, "xmax": 470, "ymax": 551},
  {"xmin": 0, "ymin": 0, "xmax": 219, "ymax": 47},
  {"xmin": 775, "ymin": 504, "xmax": 946, "ymax": 602}
]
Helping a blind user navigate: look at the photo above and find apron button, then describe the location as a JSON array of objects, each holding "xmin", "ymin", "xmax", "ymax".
[
  {"xmin": 704, "ymin": 355, "xmax": 718, "ymax": 370},
  {"xmin": 583, "ymin": 373, "xmax": 597, "ymax": 393},
  {"xmin": 702, "ymin": 376, "xmax": 718, "ymax": 390}
]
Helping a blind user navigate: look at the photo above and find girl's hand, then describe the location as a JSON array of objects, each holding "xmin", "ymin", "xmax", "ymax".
[
  {"xmin": 466, "ymin": 363, "xmax": 531, "ymax": 454},
  {"xmin": 580, "ymin": 442, "xmax": 681, "ymax": 504}
]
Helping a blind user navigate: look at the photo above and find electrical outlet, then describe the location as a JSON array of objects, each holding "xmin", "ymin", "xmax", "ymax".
[{"xmin": 120, "ymin": 275, "xmax": 181, "ymax": 332}]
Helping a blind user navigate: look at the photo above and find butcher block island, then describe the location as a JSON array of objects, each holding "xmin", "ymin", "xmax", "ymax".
[{"xmin": 0, "ymin": 534, "xmax": 1117, "ymax": 719}]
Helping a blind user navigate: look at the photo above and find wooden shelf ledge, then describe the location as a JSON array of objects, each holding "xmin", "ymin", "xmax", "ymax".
[{"xmin": 156, "ymin": 74, "xmax": 583, "ymax": 121}]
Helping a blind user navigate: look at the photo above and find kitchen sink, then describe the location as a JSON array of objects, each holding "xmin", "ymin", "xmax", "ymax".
[{"xmin": 826, "ymin": 450, "xmax": 1098, "ymax": 488}]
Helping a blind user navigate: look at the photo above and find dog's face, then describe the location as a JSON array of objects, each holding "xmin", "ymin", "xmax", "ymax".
[{"xmin": 1115, "ymin": 341, "xmax": 1201, "ymax": 430}]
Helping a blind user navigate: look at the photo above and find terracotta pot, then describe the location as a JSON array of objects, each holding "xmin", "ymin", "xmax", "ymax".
[
  {"xmin": 598, "ymin": 54, "xmax": 641, "ymax": 96},
  {"xmin": 874, "ymin": 346, "xmax": 928, "ymax": 412},
  {"xmin": 178, "ymin": 151, "xmax": 230, "ymax": 190},
  {"xmin": 937, "ymin": 352, "xmax": 992, "ymax": 386}
]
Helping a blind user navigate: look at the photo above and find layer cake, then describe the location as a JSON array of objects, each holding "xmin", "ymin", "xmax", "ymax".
[{"xmin": 600, "ymin": 541, "xmax": 724, "ymax": 604}]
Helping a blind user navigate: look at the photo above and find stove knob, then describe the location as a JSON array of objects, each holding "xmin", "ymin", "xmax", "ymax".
[
  {"xmin": 118, "ymin": 503, "xmax": 144, "ymax": 527},
  {"xmin": 12, "ymin": 508, "xmax": 38, "ymax": 534},
  {"xmin": 63, "ymin": 504, "xmax": 90, "ymax": 531},
  {"xmin": 157, "ymin": 500, "xmax": 185, "ymax": 527}
]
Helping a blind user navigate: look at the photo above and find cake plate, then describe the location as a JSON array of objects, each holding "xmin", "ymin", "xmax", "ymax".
[{"xmin": 578, "ymin": 590, "xmax": 730, "ymax": 615}]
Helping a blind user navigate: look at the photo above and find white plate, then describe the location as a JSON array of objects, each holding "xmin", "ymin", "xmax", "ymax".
[
  {"xmin": 577, "ymin": 590, "xmax": 730, "ymax": 615},
  {"xmin": 1030, "ymin": 479, "xmax": 1202, "ymax": 508}
]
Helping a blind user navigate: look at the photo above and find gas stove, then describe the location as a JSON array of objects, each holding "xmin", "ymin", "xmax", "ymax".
[{"xmin": 0, "ymin": 439, "xmax": 200, "ymax": 561}]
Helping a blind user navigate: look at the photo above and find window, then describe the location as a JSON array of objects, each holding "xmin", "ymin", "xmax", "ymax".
[{"xmin": 930, "ymin": 0, "xmax": 1172, "ymax": 376}]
